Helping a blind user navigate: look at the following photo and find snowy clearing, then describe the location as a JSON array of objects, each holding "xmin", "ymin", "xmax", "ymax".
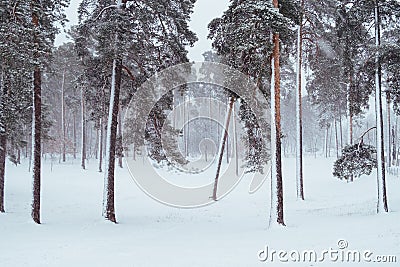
[{"xmin": 1, "ymin": 156, "xmax": 399, "ymax": 266}]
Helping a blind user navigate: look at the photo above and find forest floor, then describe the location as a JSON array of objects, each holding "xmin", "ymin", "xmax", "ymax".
[{"xmin": 0, "ymin": 156, "xmax": 399, "ymax": 266}]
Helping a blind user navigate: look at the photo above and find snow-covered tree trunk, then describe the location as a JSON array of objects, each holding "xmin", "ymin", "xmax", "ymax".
[
  {"xmin": 118, "ymin": 104, "xmax": 123, "ymax": 168},
  {"xmin": 61, "ymin": 70, "xmax": 66, "ymax": 162},
  {"xmin": 296, "ymin": 6, "xmax": 305, "ymax": 200},
  {"xmin": 335, "ymin": 118, "xmax": 339, "ymax": 158},
  {"xmin": 374, "ymin": 0, "xmax": 388, "ymax": 213},
  {"xmin": 233, "ymin": 104, "xmax": 239, "ymax": 177},
  {"xmin": 347, "ymin": 76, "xmax": 353, "ymax": 145},
  {"xmin": 98, "ymin": 118, "xmax": 103, "ymax": 173},
  {"xmin": 0, "ymin": 69, "xmax": 6, "ymax": 213},
  {"xmin": 73, "ymin": 111, "xmax": 77, "ymax": 159},
  {"xmin": 103, "ymin": 56, "xmax": 122, "ymax": 223},
  {"xmin": 386, "ymin": 92, "xmax": 391, "ymax": 166},
  {"xmin": 31, "ymin": 7, "xmax": 42, "ymax": 224},
  {"xmin": 269, "ymin": 0, "xmax": 285, "ymax": 227},
  {"xmin": 31, "ymin": 65, "xmax": 42, "ymax": 224},
  {"xmin": 212, "ymin": 97, "xmax": 235, "ymax": 201},
  {"xmin": 103, "ymin": 0, "xmax": 125, "ymax": 221},
  {"xmin": 0, "ymin": 132, "xmax": 6, "ymax": 213},
  {"xmin": 81, "ymin": 86, "xmax": 86, "ymax": 169}
]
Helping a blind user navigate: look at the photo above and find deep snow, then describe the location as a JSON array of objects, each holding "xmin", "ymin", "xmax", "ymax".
[{"xmin": 0, "ymin": 156, "xmax": 399, "ymax": 266}]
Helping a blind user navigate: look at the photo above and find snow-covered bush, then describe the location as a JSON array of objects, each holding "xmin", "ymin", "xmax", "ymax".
[{"xmin": 333, "ymin": 143, "xmax": 377, "ymax": 181}]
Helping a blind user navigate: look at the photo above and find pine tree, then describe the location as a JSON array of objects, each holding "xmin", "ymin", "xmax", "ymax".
[
  {"xmin": 29, "ymin": 0, "xmax": 69, "ymax": 224},
  {"xmin": 78, "ymin": 0, "xmax": 197, "ymax": 222},
  {"xmin": 208, "ymin": 0, "xmax": 299, "ymax": 226}
]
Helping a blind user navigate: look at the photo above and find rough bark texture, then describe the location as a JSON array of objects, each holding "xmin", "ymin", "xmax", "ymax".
[
  {"xmin": 31, "ymin": 7, "xmax": 42, "ymax": 224},
  {"xmin": 31, "ymin": 67, "xmax": 42, "ymax": 224},
  {"xmin": 212, "ymin": 97, "xmax": 235, "ymax": 201},
  {"xmin": 0, "ymin": 133, "xmax": 6, "ymax": 213},
  {"xmin": 270, "ymin": 0, "xmax": 285, "ymax": 226},
  {"xmin": 103, "ymin": 57, "xmax": 122, "ymax": 223},
  {"xmin": 374, "ymin": 0, "xmax": 388, "ymax": 213},
  {"xmin": 0, "ymin": 68, "xmax": 6, "ymax": 213}
]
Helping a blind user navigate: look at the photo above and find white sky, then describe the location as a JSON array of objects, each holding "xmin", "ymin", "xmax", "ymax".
[{"xmin": 55, "ymin": 0, "xmax": 230, "ymax": 61}]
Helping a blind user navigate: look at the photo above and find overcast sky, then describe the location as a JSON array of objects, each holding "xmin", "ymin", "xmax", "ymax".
[{"xmin": 55, "ymin": 0, "xmax": 230, "ymax": 61}]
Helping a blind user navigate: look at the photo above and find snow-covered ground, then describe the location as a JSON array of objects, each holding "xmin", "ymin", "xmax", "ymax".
[{"xmin": 0, "ymin": 156, "xmax": 399, "ymax": 266}]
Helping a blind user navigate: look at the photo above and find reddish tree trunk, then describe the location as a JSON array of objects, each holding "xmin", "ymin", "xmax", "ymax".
[{"xmin": 31, "ymin": 66, "xmax": 42, "ymax": 224}]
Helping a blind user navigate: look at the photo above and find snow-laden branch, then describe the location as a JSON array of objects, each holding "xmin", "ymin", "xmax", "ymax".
[
  {"xmin": 357, "ymin": 127, "xmax": 377, "ymax": 151},
  {"xmin": 94, "ymin": 5, "xmax": 118, "ymax": 20}
]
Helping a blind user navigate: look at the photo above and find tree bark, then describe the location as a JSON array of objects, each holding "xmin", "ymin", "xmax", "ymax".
[
  {"xmin": 99, "ymin": 118, "xmax": 103, "ymax": 172},
  {"xmin": 296, "ymin": 4, "xmax": 305, "ymax": 200},
  {"xmin": 31, "ymin": 66, "xmax": 42, "ymax": 224},
  {"xmin": 270, "ymin": 0, "xmax": 285, "ymax": 227},
  {"xmin": 61, "ymin": 70, "xmax": 66, "ymax": 162},
  {"xmin": 374, "ymin": 0, "xmax": 388, "ymax": 213},
  {"xmin": 212, "ymin": 97, "xmax": 235, "ymax": 201},
  {"xmin": 386, "ymin": 91, "xmax": 391, "ymax": 166},
  {"xmin": 118, "ymin": 104, "xmax": 123, "ymax": 168},
  {"xmin": 81, "ymin": 86, "xmax": 86, "ymax": 169},
  {"xmin": 0, "ymin": 68, "xmax": 7, "ymax": 213},
  {"xmin": 31, "ymin": 6, "xmax": 42, "ymax": 224},
  {"xmin": 73, "ymin": 111, "xmax": 77, "ymax": 159},
  {"xmin": 0, "ymin": 133, "xmax": 6, "ymax": 213},
  {"xmin": 335, "ymin": 118, "xmax": 339, "ymax": 158},
  {"xmin": 103, "ymin": 57, "xmax": 122, "ymax": 223},
  {"xmin": 233, "ymin": 103, "xmax": 239, "ymax": 177}
]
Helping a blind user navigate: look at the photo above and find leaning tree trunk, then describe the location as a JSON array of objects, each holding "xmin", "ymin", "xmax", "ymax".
[
  {"xmin": 0, "ymin": 130, "xmax": 6, "ymax": 213},
  {"xmin": 0, "ymin": 68, "xmax": 7, "ymax": 213},
  {"xmin": 212, "ymin": 97, "xmax": 235, "ymax": 201},
  {"xmin": 374, "ymin": 0, "xmax": 388, "ymax": 213},
  {"xmin": 296, "ymin": 3, "xmax": 305, "ymax": 200},
  {"xmin": 270, "ymin": 0, "xmax": 285, "ymax": 227}
]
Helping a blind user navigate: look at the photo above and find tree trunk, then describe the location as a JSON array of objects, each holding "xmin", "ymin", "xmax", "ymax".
[
  {"xmin": 386, "ymin": 91, "xmax": 391, "ymax": 166},
  {"xmin": 31, "ymin": 66, "xmax": 42, "ymax": 224},
  {"xmin": 212, "ymin": 97, "xmax": 235, "ymax": 201},
  {"xmin": 392, "ymin": 125, "xmax": 396, "ymax": 165},
  {"xmin": 233, "ymin": 103, "xmax": 239, "ymax": 177},
  {"xmin": 0, "ymin": 134, "xmax": 6, "ymax": 213},
  {"xmin": 296, "ymin": 5, "xmax": 305, "ymax": 200},
  {"xmin": 374, "ymin": 0, "xmax": 388, "ymax": 213},
  {"xmin": 61, "ymin": 70, "xmax": 66, "ymax": 162},
  {"xmin": 31, "ymin": 7, "xmax": 42, "ymax": 224},
  {"xmin": 347, "ymin": 74, "xmax": 353, "ymax": 145},
  {"xmin": 103, "ymin": 56, "xmax": 122, "ymax": 223},
  {"xmin": 335, "ymin": 118, "xmax": 339, "ymax": 158},
  {"xmin": 269, "ymin": 0, "xmax": 285, "ymax": 226},
  {"xmin": 118, "ymin": 104, "xmax": 123, "ymax": 168},
  {"xmin": 339, "ymin": 113, "xmax": 343, "ymax": 148},
  {"xmin": 73, "ymin": 111, "xmax": 77, "ymax": 159},
  {"xmin": 0, "ymin": 68, "xmax": 6, "ymax": 213},
  {"xmin": 99, "ymin": 118, "xmax": 103, "ymax": 172},
  {"xmin": 81, "ymin": 86, "xmax": 86, "ymax": 169}
]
